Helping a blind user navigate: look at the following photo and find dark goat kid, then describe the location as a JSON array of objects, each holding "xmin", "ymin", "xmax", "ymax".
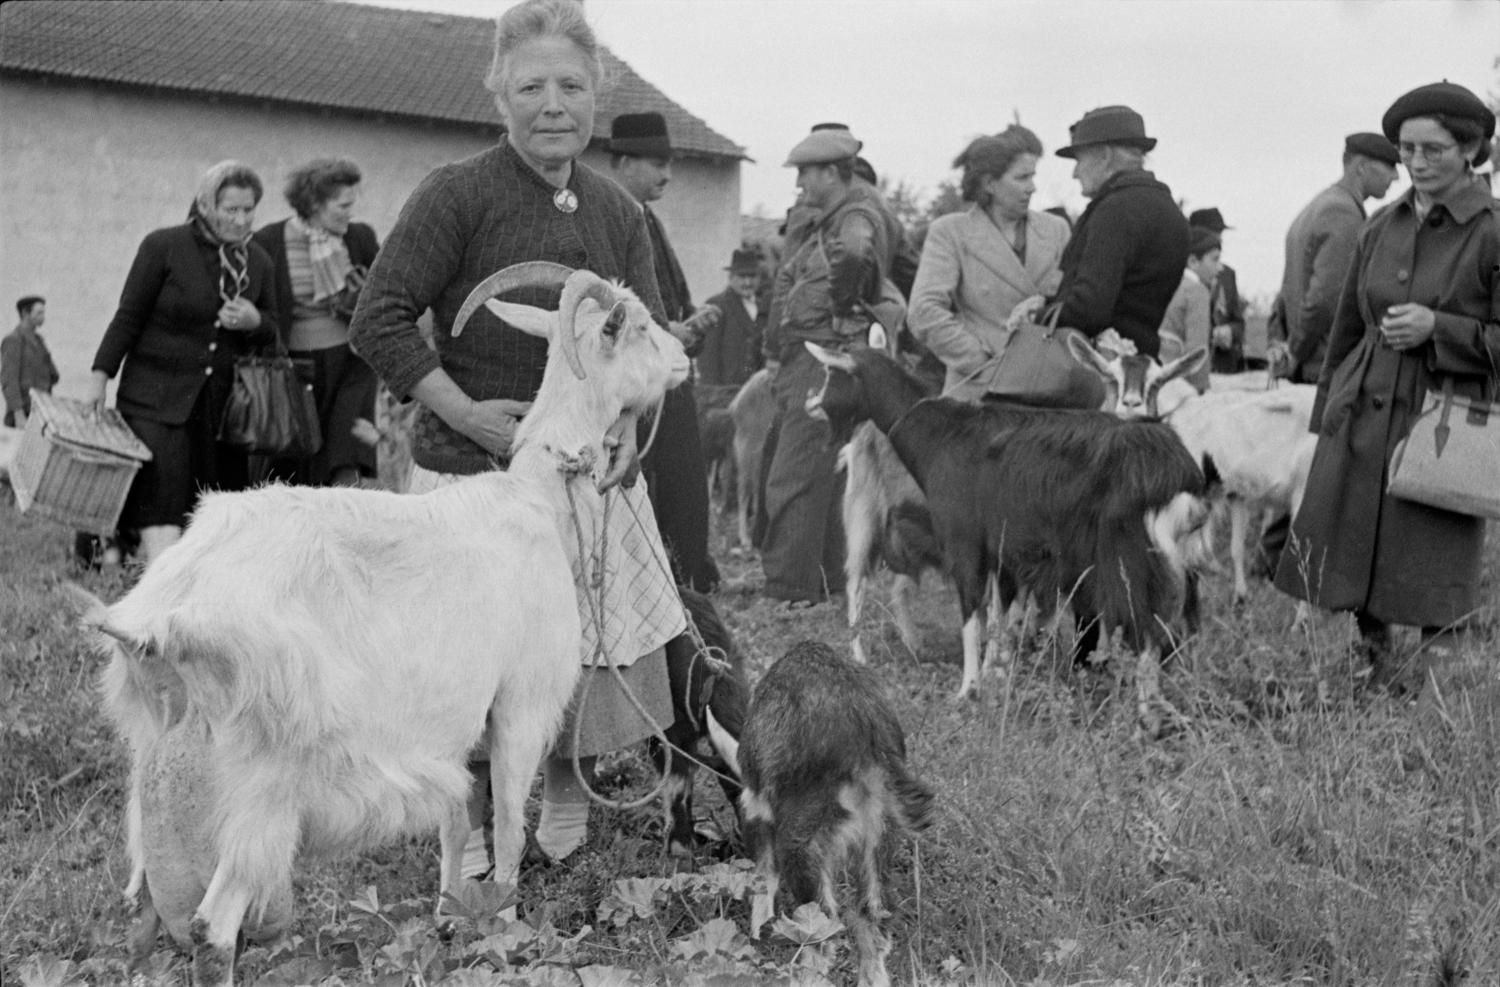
[
  {"xmin": 806, "ymin": 344, "xmax": 1208, "ymax": 731},
  {"xmin": 653, "ymin": 587, "xmax": 749, "ymax": 860},
  {"xmin": 734, "ymin": 640, "xmax": 934, "ymax": 987}
]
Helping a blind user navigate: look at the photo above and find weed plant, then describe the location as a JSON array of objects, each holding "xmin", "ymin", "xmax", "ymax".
[{"xmin": 2, "ymin": 485, "xmax": 1496, "ymax": 985}]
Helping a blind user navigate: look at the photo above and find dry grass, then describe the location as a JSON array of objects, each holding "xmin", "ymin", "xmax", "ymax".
[{"xmin": 2, "ymin": 484, "xmax": 1497, "ymax": 985}]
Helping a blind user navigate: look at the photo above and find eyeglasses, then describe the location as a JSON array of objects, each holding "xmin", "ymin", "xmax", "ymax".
[{"xmin": 1397, "ymin": 141, "xmax": 1457, "ymax": 161}]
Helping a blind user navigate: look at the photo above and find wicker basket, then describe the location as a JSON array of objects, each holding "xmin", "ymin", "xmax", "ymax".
[{"xmin": 12, "ymin": 389, "xmax": 152, "ymax": 533}]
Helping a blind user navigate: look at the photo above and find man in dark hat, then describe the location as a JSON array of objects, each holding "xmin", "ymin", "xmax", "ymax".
[
  {"xmin": 759, "ymin": 123, "xmax": 898, "ymax": 606},
  {"xmin": 1187, "ymin": 207, "xmax": 1246, "ymax": 373},
  {"xmin": 607, "ymin": 111, "xmax": 720, "ymax": 592},
  {"xmin": 699, "ymin": 247, "xmax": 766, "ymax": 387},
  {"xmin": 1269, "ymin": 132, "xmax": 1400, "ymax": 384},
  {"xmin": 1046, "ymin": 105, "xmax": 1188, "ymax": 357}
]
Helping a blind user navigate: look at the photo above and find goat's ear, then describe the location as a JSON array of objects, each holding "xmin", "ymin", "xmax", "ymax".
[
  {"xmin": 1065, "ymin": 332, "xmax": 1114, "ymax": 377},
  {"xmin": 484, "ymin": 299, "xmax": 557, "ymax": 340},
  {"xmin": 867, "ymin": 323, "xmax": 888, "ymax": 352},
  {"xmin": 1158, "ymin": 346, "xmax": 1209, "ymax": 385},
  {"xmin": 805, "ymin": 341, "xmax": 856, "ymax": 373}
]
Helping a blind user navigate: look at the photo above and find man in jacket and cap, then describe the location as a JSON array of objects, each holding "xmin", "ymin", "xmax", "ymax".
[
  {"xmin": 1187, "ymin": 207, "xmax": 1247, "ymax": 373},
  {"xmin": 1047, "ymin": 105, "xmax": 1189, "ymax": 357},
  {"xmin": 1269, "ymin": 132, "xmax": 1400, "ymax": 384},
  {"xmin": 760, "ymin": 123, "xmax": 896, "ymax": 606},
  {"xmin": 699, "ymin": 247, "xmax": 766, "ymax": 387},
  {"xmin": 608, "ymin": 111, "xmax": 720, "ymax": 592}
]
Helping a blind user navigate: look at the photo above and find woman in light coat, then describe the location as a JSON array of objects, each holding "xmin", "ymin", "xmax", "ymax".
[
  {"xmin": 908, "ymin": 126, "xmax": 1070, "ymax": 401},
  {"xmin": 1275, "ymin": 81, "xmax": 1499, "ymax": 695}
]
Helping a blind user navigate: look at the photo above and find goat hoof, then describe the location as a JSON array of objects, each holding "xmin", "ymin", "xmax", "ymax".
[{"xmin": 951, "ymin": 684, "xmax": 979, "ymax": 703}]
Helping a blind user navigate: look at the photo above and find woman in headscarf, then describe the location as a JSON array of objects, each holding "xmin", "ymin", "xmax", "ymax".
[
  {"xmin": 253, "ymin": 158, "xmax": 381, "ymax": 487},
  {"xmin": 89, "ymin": 160, "xmax": 278, "ymax": 562},
  {"xmin": 908, "ymin": 125, "xmax": 1071, "ymax": 401},
  {"xmin": 350, "ymin": 0, "xmax": 682, "ymax": 875},
  {"xmin": 1275, "ymin": 81, "xmax": 1499, "ymax": 697}
]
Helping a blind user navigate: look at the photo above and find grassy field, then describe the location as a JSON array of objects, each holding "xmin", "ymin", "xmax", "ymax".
[{"xmin": 2, "ymin": 483, "xmax": 1498, "ymax": 986}]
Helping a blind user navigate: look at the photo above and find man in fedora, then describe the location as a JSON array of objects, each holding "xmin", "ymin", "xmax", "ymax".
[
  {"xmin": 1270, "ymin": 132, "xmax": 1400, "ymax": 384},
  {"xmin": 608, "ymin": 110, "xmax": 719, "ymax": 592},
  {"xmin": 699, "ymin": 246, "xmax": 766, "ymax": 387},
  {"xmin": 760, "ymin": 123, "xmax": 897, "ymax": 607},
  {"xmin": 1187, "ymin": 207, "xmax": 1246, "ymax": 373},
  {"xmin": 1047, "ymin": 105, "xmax": 1188, "ymax": 357}
]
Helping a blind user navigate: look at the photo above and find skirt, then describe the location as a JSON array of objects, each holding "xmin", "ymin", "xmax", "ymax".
[{"xmin": 551, "ymin": 646, "xmax": 673, "ymax": 758}]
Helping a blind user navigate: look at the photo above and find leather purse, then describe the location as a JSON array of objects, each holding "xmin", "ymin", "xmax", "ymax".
[
  {"xmin": 218, "ymin": 336, "xmax": 323, "ymax": 458},
  {"xmin": 1387, "ymin": 376, "xmax": 1500, "ymax": 519},
  {"xmin": 982, "ymin": 305, "xmax": 1106, "ymax": 409}
]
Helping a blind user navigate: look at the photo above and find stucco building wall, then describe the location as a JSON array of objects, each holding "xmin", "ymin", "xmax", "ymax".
[{"xmin": 1, "ymin": 76, "xmax": 740, "ymax": 400}]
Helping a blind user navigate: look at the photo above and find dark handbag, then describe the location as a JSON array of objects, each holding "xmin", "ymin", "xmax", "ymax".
[
  {"xmin": 218, "ymin": 337, "xmax": 323, "ymax": 458},
  {"xmin": 982, "ymin": 305, "xmax": 1106, "ymax": 409},
  {"xmin": 1387, "ymin": 376, "xmax": 1500, "ymax": 519}
]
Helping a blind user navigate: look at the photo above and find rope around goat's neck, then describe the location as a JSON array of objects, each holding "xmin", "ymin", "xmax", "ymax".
[{"xmin": 558, "ymin": 454, "xmax": 737, "ymax": 815}]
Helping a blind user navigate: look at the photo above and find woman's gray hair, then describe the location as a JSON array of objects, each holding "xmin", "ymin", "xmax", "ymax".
[
  {"xmin": 483, "ymin": 0, "xmax": 605, "ymax": 97},
  {"xmin": 954, "ymin": 125, "xmax": 1043, "ymax": 206}
]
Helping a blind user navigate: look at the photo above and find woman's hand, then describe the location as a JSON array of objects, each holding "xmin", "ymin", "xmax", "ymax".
[
  {"xmin": 218, "ymin": 296, "xmax": 261, "ymax": 332},
  {"xmin": 1378, "ymin": 303, "xmax": 1436, "ymax": 351},
  {"xmin": 87, "ymin": 371, "xmax": 109, "ymax": 414},
  {"xmin": 1005, "ymin": 295, "xmax": 1046, "ymax": 332},
  {"xmin": 598, "ymin": 411, "xmax": 640, "ymax": 492},
  {"xmin": 458, "ymin": 398, "xmax": 533, "ymax": 459}
]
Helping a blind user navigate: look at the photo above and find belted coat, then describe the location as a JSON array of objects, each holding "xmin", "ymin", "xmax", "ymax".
[{"xmin": 1275, "ymin": 182, "xmax": 1499, "ymax": 626}]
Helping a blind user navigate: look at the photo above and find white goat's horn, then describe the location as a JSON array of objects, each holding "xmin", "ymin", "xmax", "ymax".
[
  {"xmin": 451, "ymin": 261, "xmax": 576, "ymax": 338},
  {"xmin": 556, "ymin": 270, "xmax": 619, "ymax": 381}
]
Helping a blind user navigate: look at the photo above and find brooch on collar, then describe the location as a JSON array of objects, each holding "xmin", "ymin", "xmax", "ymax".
[{"xmin": 553, "ymin": 188, "xmax": 579, "ymax": 214}]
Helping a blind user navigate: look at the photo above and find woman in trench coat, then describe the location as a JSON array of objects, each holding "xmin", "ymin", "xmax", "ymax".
[{"xmin": 1274, "ymin": 81, "xmax": 1499, "ymax": 690}]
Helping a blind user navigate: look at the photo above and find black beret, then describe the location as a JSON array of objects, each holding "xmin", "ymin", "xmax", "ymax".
[
  {"xmin": 1344, "ymin": 132, "xmax": 1399, "ymax": 166},
  {"xmin": 1381, "ymin": 81, "xmax": 1496, "ymax": 144}
]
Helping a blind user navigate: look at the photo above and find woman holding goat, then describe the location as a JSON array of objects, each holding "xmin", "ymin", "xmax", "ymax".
[{"xmin": 350, "ymin": 0, "xmax": 682, "ymax": 872}]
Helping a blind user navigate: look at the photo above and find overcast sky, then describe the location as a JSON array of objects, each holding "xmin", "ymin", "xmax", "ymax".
[{"xmin": 362, "ymin": 0, "xmax": 1498, "ymax": 301}]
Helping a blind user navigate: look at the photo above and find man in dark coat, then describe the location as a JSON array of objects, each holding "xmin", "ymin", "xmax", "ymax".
[
  {"xmin": 608, "ymin": 112, "xmax": 719, "ymax": 592},
  {"xmin": 699, "ymin": 247, "xmax": 765, "ymax": 387},
  {"xmin": 1049, "ymin": 105, "xmax": 1189, "ymax": 357},
  {"xmin": 1, "ymin": 295, "xmax": 58, "ymax": 428},
  {"xmin": 1187, "ymin": 207, "xmax": 1247, "ymax": 373}
]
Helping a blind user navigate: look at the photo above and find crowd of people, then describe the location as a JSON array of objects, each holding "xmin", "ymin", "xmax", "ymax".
[{"xmin": 5, "ymin": 0, "xmax": 1497, "ymax": 873}]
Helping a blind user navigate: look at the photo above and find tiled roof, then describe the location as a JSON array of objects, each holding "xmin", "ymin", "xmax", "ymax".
[{"xmin": 0, "ymin": 0, "xmax": 746, "ymax": 161}]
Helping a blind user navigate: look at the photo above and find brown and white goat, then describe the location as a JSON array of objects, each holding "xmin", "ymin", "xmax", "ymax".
[
  {"xmin": 80, "ymin": 265, "xmax": 688, "ymax": 986},
  {"xmin": 806, "ymin": 343, "xmax": 1208, "ymax": 731},
  {"xmin": 732, "ymin": 640, "xmax": 935, "ymax": 987}
]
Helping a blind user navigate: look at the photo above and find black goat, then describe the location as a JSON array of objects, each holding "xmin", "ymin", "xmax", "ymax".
[
  {"xmin": 734, "ymin": 640, "xmax": 934, "ymax": 987},
  {"xmin": 806, "ymin": 344, "xmax": 1208, "ymax": 732},
  {"xmin": 652, "ymin": 587, "xmax": 749, "ymax": 860}
]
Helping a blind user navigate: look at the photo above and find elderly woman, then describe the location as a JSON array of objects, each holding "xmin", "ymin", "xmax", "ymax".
[
  {"xmin": 252, "ymin": 158, "xmax": 381, "ymax": 487},
  {"xmin": 908, "ymin": 126, "xmax": 1071, "ymax": 401},
  {"xmin": 1275, "ymin": 81, "xmax": 1499, "ymax": 696},
  {"xmin": 350, "ymin": 0, "xmax": 682, "ymax": 873},
  {"xmin": 89, "ymin": 161, "xmax": 277, "ymax": 562}
]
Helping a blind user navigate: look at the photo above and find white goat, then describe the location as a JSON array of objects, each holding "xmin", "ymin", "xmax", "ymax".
[
  {"xmin": 79, "ymin": 264, "xmax": 689, "ymax": 986},
  {"xmin": 1067, "ymin": 336, "xmax": 1317, "ymax": 607},
  {"xmin": 728, "ymin": 367, "xmax": 775, "ymax": 549}
]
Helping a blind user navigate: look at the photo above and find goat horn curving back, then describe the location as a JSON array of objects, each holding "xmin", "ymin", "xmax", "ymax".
[
  {"xmin": 557, "ymin": 270, "xmax": 619, "ymax": 381},
  {"xmin": 451, "ymin": 261, "xmax": 576, "ymax": 339}
]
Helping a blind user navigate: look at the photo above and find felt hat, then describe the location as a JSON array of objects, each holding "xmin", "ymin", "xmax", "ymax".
[
  {"xmin": 1056, "ymin": 105, "xmax": 1157, "ymax": 158},
  {"xmin": 726, "ymin": 247, "xmax": 761, "ymax": 275},
  {"xmin": 785, "ymin": 127, "xmax": 862, "ymax": 167},
  {"xmin": 609, "ymin": 112, "xmax": 673, "ymax": 158},
  {"xmin": 1187, "ymin": 207, "xmax": 1230, "ymax": 232},
  {"xmin": 1381, "ymin": 80, "xmax": 1495, "ymax": 144},
  {"xmin": 1344, "ymin": 132, "xmax": 1400, "ymax": 166}
]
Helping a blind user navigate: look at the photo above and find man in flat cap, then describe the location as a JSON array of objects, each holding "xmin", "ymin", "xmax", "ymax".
[
  {"xmin": 608, "ymin": 111, "xmax": 719, "ymax": 592},
  {"xmin": 1269, "ymin": 132, "xmax": 1400, "ymax": 384},
  {"xmin": 1045, "ymin": 105, "xmax": 1188, "ymax": 357},
  {"xmin": 1186, "ymin": 207, "xmax": 1246, "ymax": 374},
  {"xmin": 760, "ymin": 123, "xmax": 899, "ymax": 607}
]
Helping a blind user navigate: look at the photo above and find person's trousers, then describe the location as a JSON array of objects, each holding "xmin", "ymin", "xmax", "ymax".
[{"xmin": 760, "ymin": 349, "xmax": 845, "ymax": 602}]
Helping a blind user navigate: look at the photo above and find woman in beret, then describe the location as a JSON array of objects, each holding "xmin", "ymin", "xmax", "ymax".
[
  {"xmin": 1275, "ymin": 81, "xmax": 1499, "ymax": 697},
  {"xmin": 908, "ymin": 125, "xmax": 1071, "ymax": 401}
]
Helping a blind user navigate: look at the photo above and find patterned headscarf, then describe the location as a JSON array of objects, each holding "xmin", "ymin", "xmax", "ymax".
[{"xmin": 188, "ymin": 160, "xmax": 260, "ymax": 303}]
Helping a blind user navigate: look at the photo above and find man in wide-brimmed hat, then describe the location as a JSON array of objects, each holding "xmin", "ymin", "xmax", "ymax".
[
  {"xmin": 1186, "ymin": 207, "xmax": 1247, "ymax": 373},
  {"xmin": 607, "ymin": 110, "xmax": 720, "ymax": 592},
  {"xmin": 699, "ymin": 246, "xmax": 766, "ymax": 387},
  {"xmin": 1045, "ymin": 105, "xmax": 1188, "ymax": 357}
]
